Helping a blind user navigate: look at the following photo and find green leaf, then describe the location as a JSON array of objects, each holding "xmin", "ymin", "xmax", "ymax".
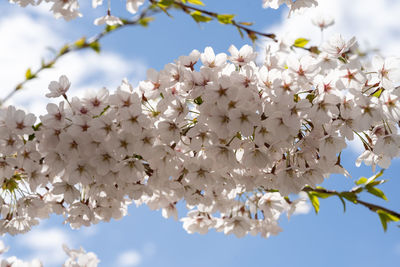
[
  {"xmin": 306, "ymin": 93, "xmax": 316, "ymax": 103},
  {"xmin": 138, "ymin": 17, "xmax": 155, "ymax": 27},
  {"xmin": 338, "ymin": 195, "xmax": 346, "ymax": 212},
  {"xmin": 105, "ymin": 24, "xmax": 121, "ymax": 32},
  {"xmin": 25, "ymin": 68, "xmax": 32, "ymax": 79},
  {"xmin": 355, "ymin": 177, "xmax": 368, "ymax": 185},
  {"xmin": 312, "ymin": 191, "xmax": 332, "ymax": 199},
  {"xmin": 377, "ymin": 209, "xmax": 400, "ymax": 232},
  {"xmin": 25, "ymin": 68, "xmax": 35, "ymax": 80},
  {"xmin": 293, "ymin": 38, "xmax": 309, "ymax": 48},
  {"xmin": 32, "ymin": 122, "xmax": 42, "ymax": 131},
  {"xmin": 58, "ymin": 44, "xmax": 70, "ymax": 55},
  {"xmin": 340, "ymin": 192, "xmax": 357, "ymax": 203},
  {"xmin": 89, "ymin": 41, "xmax": 101, "ymax": 53},
  {"xmin": 158, "ymin": 0, "xmax": 174, "ymax": 7},
  {"xmin": 307, "ymin": 192, "xmax": 320, "ymax": 214},
  {"xmin": 74, "ymin": 37, "xmax": 86, "ymax": 48},
  {"xmin": 356, "ymin": 170, "xmax": 385, "ymax": 186},
  {"xmin": 217, "ymin": 14, "xmax": 235, "ymax": 24},
  {"xmin": 236, "ymin": 26, "xmax": 244, "ymax": 39},
  {"xmin": 187, "ymin": 0, "xmax": 204, "ymax": 5},
  {"xmin": 28, "ymin": 133, "xmax": 35, "ymax": 141},
  {"xmin": 367, "ymin": 180, "xmax": 386, "ymax": 187},
  {"xmin": 371, "ymin": 87, "xmax": 384, "ymax": 98},
  {"xmin": 352, "ymin": 186, "xmax": 363, "ymax": 194},
  {"xmin": 371, "ymin": 169, "xmax": 384, "ymax": 180},
  {"xmin": 194, "ymin": 96, "xmax": 203, "ymax": 105},
  {"xmin": 366, "ymin": 186, "xmax": 388, "ymax": 201},
  {"xmin": 190, "ymin": 11, "xmax": 212, "ymax": 23}
]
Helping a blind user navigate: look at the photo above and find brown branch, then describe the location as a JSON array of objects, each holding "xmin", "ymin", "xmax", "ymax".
[{"xmin": 154, "ymin": 0, "xmax": 277, "ymax": 41}]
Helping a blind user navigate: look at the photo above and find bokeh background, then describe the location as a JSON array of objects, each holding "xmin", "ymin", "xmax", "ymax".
[{"xmin": 0, "ymin": 0, "xmax": 399, "ymax": 266}]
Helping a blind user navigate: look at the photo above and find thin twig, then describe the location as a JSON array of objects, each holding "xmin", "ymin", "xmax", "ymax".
[
  {"xmin": 302, "ymin": 186, "xmax": 400, "ymax": 219},
  {"xmin": 170, "ymin": 0, "xmax": 277, "ymax": 41}
]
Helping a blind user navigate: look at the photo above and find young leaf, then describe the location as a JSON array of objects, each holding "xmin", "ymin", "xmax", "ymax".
[
  {"xmin": 340, "ymin": 192, "xmax": 357, "ymax": 203},
  {"xmin": 194, "ymin": 96, "xmax": 203, "ymax": 105},
  {"xmin": 293, "ymin": 94, "xmax": 299, "ymax": 103},
  {"xmin": 236, "ymin": 26, "xmax": 244, "ymax": 39},
  {"xmin": 307, "ymin": 192, "xmax": 320, "ymax": 214},
  {"xmin": 371, "ymin": 87, "xmax": 384, "ymax": 98},
  {"xmin": 58, "ymin": 44, "xmax": 70, "ymax": 55},
  {"xmin": 355, "ymin": 177, "xmax": 368, "ymax": 185},
  {"xmin": 139, "ymin": 17, "xmax": 155, "ymax": 27},
  {"xmin": 187, "ymin": 0, "xmax": 205, "ymax": 5},
  {"xmin": 366, "ymin": 186, "xmax": 388, "ymax": 201},
  {"xmin": 25, "ymin": 68, "xmax": 35, "ymax": 80},
  {"xmin": 158, "ymin": 0, "xmax": 174, "ymax": 7},
  {"xmin": 105, "ymin": 24, "xmax": 121, "ymax": 32},
  {"xmin": 74, "ymin": 37, "xmax": 86, "ymax": 48},
  {"xmin": 217, "ymin": 14, "xmax": 235, "ymax": 24},
  {"xmin": 312, "ymin": 192, "xmax": 331, "ymax": 199},
  {"xmin": 338, "ymin": 195, "xmax": 346, "ymax": 212},
  {"xmin": 190, "ymin": 11, "xmax": 212, "ymax": 23},
  {"xmin": 89, "ymin": 41, "xmax": 101, "ymax": 53},
  {"xmin": 306, "ymin": 93, "xmax": 316, "ymax": 103},
  {"xmin": 293, "ymin": 38, "xmax": 309, "ymax": 48},
  {"xmin": 313, "ymin": 188, "xmax": 332, "ymax": 199},
  {"xmin": 370, "ymin": 169, "xmax": 384, "ymax": 181},
  {"xmin": 377, "ymin": 209, "xmax": 400, "ymax": 232}
]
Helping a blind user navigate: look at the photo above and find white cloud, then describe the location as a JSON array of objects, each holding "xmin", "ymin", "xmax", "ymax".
[
  {"xmin": 0, "ymin": 7, "xmax": 147, "ymax": 116},
  {"xmin": 293, "ymin": 192, "xmax": 311, "ymax": 215},
  {"xmin": 264, "ymin": 0, "xmax": 400, "ymax": 57},
  {"xmin": 117, "ymin": 250, "xmax": 142, "ymax": 267},
  {"xmin": 15, "ymin": 227, "xmax": 71, "ymax": 266}
]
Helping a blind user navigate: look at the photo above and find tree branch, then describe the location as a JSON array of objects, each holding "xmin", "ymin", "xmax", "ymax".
[
  {"xmin": 172, "ymin": 0, "xmax": 277, "ymax": 41},
  {"xmin": 302, "ymin": 186, "xmax": 400, "ymax": 219}
]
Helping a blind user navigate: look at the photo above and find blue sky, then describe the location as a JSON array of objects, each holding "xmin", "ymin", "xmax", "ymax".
[{"xmin": 1, "ymin": 0, "xmax": 400, "ymax": 266}]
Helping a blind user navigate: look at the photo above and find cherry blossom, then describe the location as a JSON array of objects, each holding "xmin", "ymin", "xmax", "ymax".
[
  {"xmin": 0, "ymin": 31, "xmax": 399, "ymax": 240},
  {"xmin": 46, "ymin": 75, "xmax": 71, "ymax": 98}
]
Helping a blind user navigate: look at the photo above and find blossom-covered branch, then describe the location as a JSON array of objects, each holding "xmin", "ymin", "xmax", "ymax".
[{"xmin": 1, "ymin": 28, "xmax": 400, "ymax": 238}]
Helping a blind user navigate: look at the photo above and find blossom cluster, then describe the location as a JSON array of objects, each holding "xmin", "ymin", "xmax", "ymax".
[
  {"xmin": 0, "ymin": 240, "xmax": 99, "ymax": 267},
  {"xmin": 1, "ymin": 33, "xmax": 400, "ymax": 238}
]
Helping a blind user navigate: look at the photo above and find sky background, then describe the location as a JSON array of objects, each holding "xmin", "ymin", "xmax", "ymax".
[{"xmin": 0, "ymin": 0, "xmax": 400, "ymax": 266}]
